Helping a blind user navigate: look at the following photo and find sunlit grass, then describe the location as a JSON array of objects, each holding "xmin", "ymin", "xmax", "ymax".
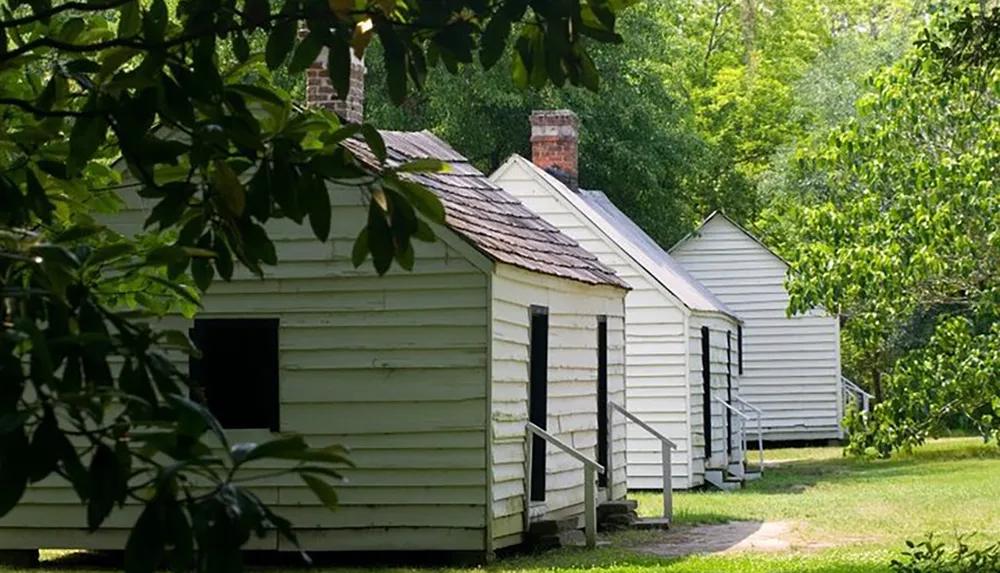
[{"xmin": 635, "ymin": 437, "xmax": 1000, "ymax": 547}]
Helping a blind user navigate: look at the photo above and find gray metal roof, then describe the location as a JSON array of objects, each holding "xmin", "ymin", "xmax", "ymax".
[
  {"xmin": 343, "ymin": 131, "xmax": 627, "ymax": 289},
  {"xmin": 578, "ymin": 190, "xmax": 739, "ymax": 318}
]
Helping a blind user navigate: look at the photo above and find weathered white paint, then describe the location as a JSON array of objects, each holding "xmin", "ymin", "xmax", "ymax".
[
  {"xmin": 5, "ymin": 178, "xmax": 629, "ymax": 557},
  {"xmin": 489, "ymin": 264, "xmax": 627, "ymax": 546},
  {"xmin": 671, "ymin": 213, "xmax": 842, "ymax": 441},
  {"xmin": 491, "ymin": 157, "xmax": 740, "ymax": 490},
  {"xmin": 689, "ymin": 313, "xmax": 742, "ymax": 472},
  {"xmin": 9, "ymin": 184, "xmax": 491, "ymax": 553}
]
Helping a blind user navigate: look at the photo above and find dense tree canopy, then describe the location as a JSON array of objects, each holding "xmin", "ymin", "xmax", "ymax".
[{"xmin": 365, "ymin": 0, "xmax": 755, "ymax": 247}]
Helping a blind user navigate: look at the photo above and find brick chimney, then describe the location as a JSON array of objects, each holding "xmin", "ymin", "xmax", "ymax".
[
  {"xmin": 530, "ymin": 110, "xmax": 580, "ymax": 191},
  {"xmin": 303, "ymin": 30, "xmax": 366, "ymax": 124}
]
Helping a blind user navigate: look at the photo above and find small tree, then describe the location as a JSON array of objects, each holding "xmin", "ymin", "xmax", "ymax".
[{"xmin": 779, "ymin": 1, "xmax": 1000, "ymax": 457}]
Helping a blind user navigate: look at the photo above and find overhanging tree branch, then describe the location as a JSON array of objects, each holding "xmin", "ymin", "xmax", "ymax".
[
  {"xmin": 0, "ymin": 0, "xmax": 135, "ymax": 29},
  {"xmin": 0, "ymin": 97, "xmax": 105, "ymax": 118}
]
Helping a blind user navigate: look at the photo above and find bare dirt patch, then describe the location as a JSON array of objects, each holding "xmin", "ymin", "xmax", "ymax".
[{"xmin": 637, "ymin": 520, "xmax": 819, "ymax": 557}]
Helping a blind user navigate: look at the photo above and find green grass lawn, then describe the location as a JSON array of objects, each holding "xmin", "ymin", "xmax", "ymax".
[
  {"xmin": 641, "ymin": 437, "xmax": 1000, "ymax": 544},
  {"xmin": 18, "ymin": 438, "xmax": 1000, "ymax": 573}
]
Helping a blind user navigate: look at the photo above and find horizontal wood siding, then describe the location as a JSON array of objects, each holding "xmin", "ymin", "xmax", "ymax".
[
  {"xmin": 494, "ymin": 162, "xmax": 695, "ymax": 490},
  {"xmin": 489, "ymin": 265, "xmax": 626, "ymax": 541},
  {"xmin": 672, "ymin": 217, "xmax": 842, "ymax": 440},
  {"xmin": 11, "ymin": 185, "xmax": 493, "ymax": 552},
  {"xmin": 688, "ymin": 314, "xmax": 739, "ymax": 472}
]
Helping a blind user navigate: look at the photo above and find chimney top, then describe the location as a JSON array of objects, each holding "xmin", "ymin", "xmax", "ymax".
[
  {"xmin": 530, "ymin": 110, "xmax": 580, "ymax": 191},
  {"xmin": 304, "ymin": 31, "xmax": 366, "ymax": 124}
]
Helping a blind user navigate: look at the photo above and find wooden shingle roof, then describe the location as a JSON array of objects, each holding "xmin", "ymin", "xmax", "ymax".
[{"xmin": 343, "ymin": 130, "xmax": 627, "ymax": 289}]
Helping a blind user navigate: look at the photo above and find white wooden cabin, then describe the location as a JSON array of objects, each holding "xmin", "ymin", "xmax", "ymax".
[
  {"xmin": 491, "ymin": 146, "xmax": 747, "ymax": 491},
  {"xmin": 0, "ymin": 131, "xmax": 630, "ymax": 560},
  {"xmin": 670, "ymin": 212, "xmax": 843, "ymax": 441}
]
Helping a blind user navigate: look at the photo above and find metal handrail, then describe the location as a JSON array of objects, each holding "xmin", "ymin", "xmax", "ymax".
[
  {"xmin": 713, "ymin": 396, "xmax": 750, "ymax": 479},
  {"xmin": 732, "ymin": 396, "xmax": 762, "ymax": 415},
  {"xmin": 715, "ymin": 396, "xmax": 750, "ymax": 420},
  {"xmin": 609, "ymin": 402, "xmax": 675, "ymax": 521},
  {"xmin": 525, "ymin": 422, "xmax": 603, "ymax": 548},
  {"xmin": 842, "ymin": 376, "xmax": 873, "ymax": 412},
  {"xmin": 732, "ymin": 396, "xmax": 764, "ymax": 474}
]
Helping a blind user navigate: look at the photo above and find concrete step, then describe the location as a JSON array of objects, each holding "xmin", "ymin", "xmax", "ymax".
[
  {"xmin": 631, "ymin": 517, "xmax": 671, "ymax": 530},
  {"xmin": 727, "ymin": 462, "xmax": 746, "ymax": 479},
  {"xmin": 744, "ymin": 471, "xmax": 762, "ymax": 481},
  {"xmin": 705, "ymin": 469, "xmax": 742, "ymax": 491}
]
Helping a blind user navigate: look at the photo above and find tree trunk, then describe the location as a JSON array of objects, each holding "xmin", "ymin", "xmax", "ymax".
[{"xmin": 872, "ymin": 369, "xmax": 884, "ymax": 404}]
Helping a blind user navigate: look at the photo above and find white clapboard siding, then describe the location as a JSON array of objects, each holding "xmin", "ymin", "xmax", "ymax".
[
  {"xmin": 688, "ymin": 314, "xmax": 741, "ymax": 473},
  {"xmin": 5, "ymin": 184, "xmax": 494, "ymax": 553},
  {"xmin": 672, "ymin": 214, "xmax": 842, "ymax": 440},
  {"xmin": 489, "ymin": 265, "xmax": 626, "ymax": 545},
  {"xmin": 492, "ymin": 157, "xmax": 739, "ymax": 490}
]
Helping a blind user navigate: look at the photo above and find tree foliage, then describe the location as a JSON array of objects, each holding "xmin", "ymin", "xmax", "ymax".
[
  {"xmin": 366, "ymin": 0, "xmax": 757, "ymax": 247},
  {"xmin": 774, "ymin": 1, "xmax": 1000, "ymax": 456},
  {"xmin": 1, "ymin": 0, "xmax": 634, "ymax": 570}
]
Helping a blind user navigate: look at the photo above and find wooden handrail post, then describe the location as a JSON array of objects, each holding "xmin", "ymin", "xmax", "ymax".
[
  {"xmin": 524, "ymin": 422, "xmax": 603, "ymax": 549},
  {"xmin": 610, "ymin": 402, "xmax": 676, "ymax": 522},
  {"xmin": 584, "ymin": 465, "xmax": 597, "ymax": 548},
  {"xmin": 524, "ymin": 428, "xmax": 534, "ymax": 532},
  {"xmin": 661, "ymin": 441, "xmax": 672, "ymax": 520}
]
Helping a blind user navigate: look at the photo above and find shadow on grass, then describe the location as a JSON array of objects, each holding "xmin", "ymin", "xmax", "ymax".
[{"xmin": 729, "ymin": 440, "xmax": 1000, "ymax": 496}]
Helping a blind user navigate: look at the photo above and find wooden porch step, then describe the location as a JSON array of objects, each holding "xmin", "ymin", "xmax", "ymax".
[
  {"xmin": 631, "ymin": 517, "xmax": 671, "ymax": 530},
  {"xmin": 597, "ymin": 499, "xmax": 638, "ymax": 517},
  {"xmin": 597, "ymin": 500, "xmax": 639, "ymax": 532}
]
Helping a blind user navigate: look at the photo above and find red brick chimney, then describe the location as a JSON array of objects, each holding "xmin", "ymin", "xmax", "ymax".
[
  {"xmin": 530, "ymin": 110, "xmax": 580, "ymax": 191},
  {"xmin": 303, "ymin": 30, "xmax": 366, "ymax": 124}
]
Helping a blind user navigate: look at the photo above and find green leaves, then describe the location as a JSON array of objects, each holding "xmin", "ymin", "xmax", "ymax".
[
  {"xmin": 361, "ymin": 124, "xmax": 386, "ymax": 163},
  {"xmin": 366, "ymin": 198, "xmax": 394, "ymax": 275},
  {"xmin": 118, "ymin": 0, "xmax": 141, "ymax": 37},
  {"xmin": 304, "ymin": 176, "xmax": 332, "ymax": 243},
  {"xmin": 231, "ymin": 435, "xmax": 305, "ymax": 465},
  {"xmin": 68, "ymin": 112, "xmax": 109, "ymax": 177},
  {"xmin": 212, "ymin": 161, "xmax": 246, "ymax": 218},
  {"xmin": 301, "ymin": 474, "xmax": 339, "ymax": 509},
  {"xmin": 396, "ymin": 158, "xmax": 448, "ymax": 173},
  {"xmin": 265, "ymin": 5, "xmax": 297, "ymax": 70},
  {"xmin": 327, "ymin": 33, "xmax": 353, "ymax": 101},
  {"xmin": 87, "ymin": 444, "xmax": 121, "ymax": 531},
  {"xmin": 351, "ymin": 227, "xmax": 369, "ymax": 267},
  {"xmin": 289, "ymin": 33, "xmax": 323, "ymax": 75},
  {"xmin": 125, "ymin": 499, "xmax": 167, "ymax": 573},
  {"xmin": 480, "ymin": 11, "xmax": 512, "ymax": 69},
  {"xmin": 24, "ymin": 168, "xmax": 54, "ymax": 223},
  {"xmin": 0, "ymin": 431, "xmax": 29, "ymax": 518}
]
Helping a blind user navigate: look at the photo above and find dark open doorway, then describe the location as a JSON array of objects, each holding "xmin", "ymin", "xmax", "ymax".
[
  {"xmin": 701, "ymin": 326, "xmax": 712, "ymax": 461},
  {"xmin": 597, "ymin": 315, "xmax": 608, "ymax": 488},
  {"xmin": 529, "ymin": 306, "xmax": 549, "ymax": 502}
]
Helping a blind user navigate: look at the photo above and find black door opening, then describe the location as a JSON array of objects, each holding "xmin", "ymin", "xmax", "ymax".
[
  {"xmin": 701, "ymin": 326, "xmax": 712, "ymax": 461},
  {"xmin": 529, "ymin": 306, "xmax": 550, "ymax": 502},
  {"xmin": 597, "ymin": 315, "xmax": 609, "ymax": 488}
]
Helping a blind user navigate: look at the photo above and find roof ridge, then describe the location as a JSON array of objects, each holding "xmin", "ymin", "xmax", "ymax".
[{"xmin": 347, "ymin": 130, "xmax": 627, "ymax": 289}]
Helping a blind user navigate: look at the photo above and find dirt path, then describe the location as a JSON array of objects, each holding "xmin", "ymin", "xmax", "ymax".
[{"xmin": 637, "ymin": 520, "xmax": 821, "ymax": 557}]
